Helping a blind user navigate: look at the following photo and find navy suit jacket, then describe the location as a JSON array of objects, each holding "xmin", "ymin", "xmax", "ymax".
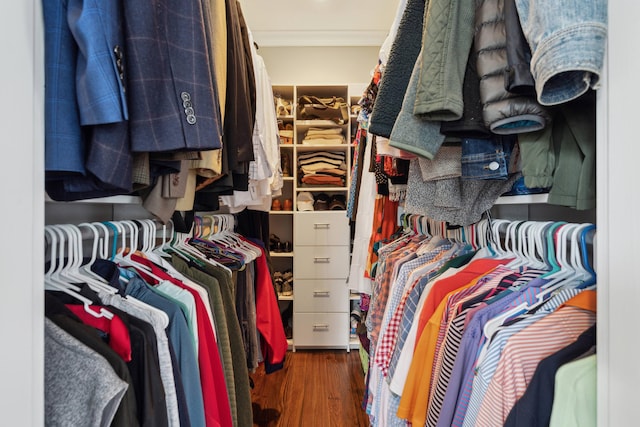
[{"xmin": 123, "ymin": 0, "xmax": 223, "ymax": 153}]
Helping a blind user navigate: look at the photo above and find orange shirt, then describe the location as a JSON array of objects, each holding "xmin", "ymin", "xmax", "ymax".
[
  {"xmin": 397, "ymin": 258, "xmax": 511, "ymax": 425},
  {"xmin": 415, "ymin": 258, "xmax": 511, "ymax": 339}
]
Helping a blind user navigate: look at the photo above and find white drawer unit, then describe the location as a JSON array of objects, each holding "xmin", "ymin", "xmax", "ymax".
[
  {"xmin": 294, "ymin": 279, "xmax": 349, "ymax": 313},
  {"xmin": 293, "ymin": 312, "xmax": 349, "ymax": 347},
  {"xmin": 294, "ymin": 211, "xmax": 350, "ymax": 246},
  {"xmin": 293, "ymin": 245, "xmax": 350, "ymax": 280}
]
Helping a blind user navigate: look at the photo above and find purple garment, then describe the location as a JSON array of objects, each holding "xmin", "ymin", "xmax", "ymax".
[{"xmin": 435, "ymin": 276, "xmax": 549, "ymax": 427}]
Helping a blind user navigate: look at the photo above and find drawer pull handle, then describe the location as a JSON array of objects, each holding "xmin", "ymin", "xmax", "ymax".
[
  {"xmin": 313, "ymin": 291, "xmax": 330, "ymax": 297},
  {"xmin": 314, "ymin": 257, "xmax": 330, "ymax": 263},
  {"xmin": 313, "ymin": 223, "xmax": 330, "ymax": 229},
  {"xmin": 313, "ymin": 324, "xmax": 330, "ymax": 331}
]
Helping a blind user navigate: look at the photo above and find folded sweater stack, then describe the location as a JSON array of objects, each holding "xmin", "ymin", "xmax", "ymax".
[
  {"xmin": 298, "ymin": 151, "xmax": 347, "ymax": 187},
  {"xmin": 300, "ymin": 127, "xmax": 345, "ymax": 145}
]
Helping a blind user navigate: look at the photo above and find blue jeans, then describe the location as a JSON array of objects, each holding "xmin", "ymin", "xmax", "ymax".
[{"xmin": 461, "ymin": 136, "xmax": 516, "ymax": 180}]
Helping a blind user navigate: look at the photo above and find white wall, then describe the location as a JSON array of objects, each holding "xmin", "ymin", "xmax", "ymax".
[
  {"xmin": 0, "ymin": 0, "xmax": 44, "ymax": 425},
  {"xmin": 258, "ymin": 46, "xmax": 380, "ymax": 85},
  {"xmin": 597, "ymin": 1, "xmax": 640, "ymax": 425}
]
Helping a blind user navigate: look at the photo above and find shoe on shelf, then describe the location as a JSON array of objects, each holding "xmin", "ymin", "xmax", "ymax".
[
  {"xmin": 273, "ymin": 271, "xmax": 284, "ymax": 295},
  {"xmin": 279, "ymin": 133, "xmax": 293, "ymax": 145},
  {"xmin": 282, "ymin": 241, "xmax": 292, "ymax": 253},
  {"xmin": 274, "ymin": 96, "xmax": 292, "ymax": 117},
  {"xmin": 284, "ymin": 325, "xmax": 293, "ymax": 340},
  {"xmin": 282, "ymin": 199, "xmax": 293, "ymax": 211},
  {"xmin": 281, "ymin": 152, "xmax": 292, "ymax": 177},
  {"xmin": 271, "ymin": 199, "xmax": 282, "ymax": 211},
  {"xmin": 269, "ymin": 234, "xmax": 282, "ymax": 252},
  {"xmin": 280, "ymin": 277, "xmax": 293, "ymax": 296},
  {"xmin": 314, "ymin": 192, "xmax": 330, "ymax": 210}
]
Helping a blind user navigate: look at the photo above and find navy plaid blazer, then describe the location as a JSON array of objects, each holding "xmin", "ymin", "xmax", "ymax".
[{"xmin": 123, "ymin": 0, "xmax": 223, "ymax": 153}]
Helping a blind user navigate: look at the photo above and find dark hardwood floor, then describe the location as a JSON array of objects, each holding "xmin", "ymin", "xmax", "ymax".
[{"xmin": 250, "ymin": 350, "xmax": 370, "ymax": 427}]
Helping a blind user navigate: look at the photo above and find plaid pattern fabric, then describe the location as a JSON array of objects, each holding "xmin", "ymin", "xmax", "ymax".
[
  {"xmin": 124, "ymin": 0, "xmax": 222, "ymax": 153},
  {"xmin": 387, "ymin": 249, "xmax": 468, "ymax": 379},
  {"xmin": 367, "ymin": 236, "xmax": 424, "ymax": 349},
  {"xmin": 375, "ymin": 245, "xmax": 452, "ymax": 376},
  {"xmin": 43, "ymin": 0, "xmax": 87, "ymax": 176},
  {"xmin": 68, "ymin": 0, "xmax": 128, "ymax": 125}
]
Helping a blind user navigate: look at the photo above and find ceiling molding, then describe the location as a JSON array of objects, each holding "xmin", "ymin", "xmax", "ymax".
[{"xmin": 251, "ymin": 30, "xmax": 388, "ymax": 47}]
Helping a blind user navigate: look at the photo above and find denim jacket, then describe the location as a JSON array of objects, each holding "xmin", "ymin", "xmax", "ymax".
[{"xmin": 516, "ymin": 0, "xmax": 607, "ymax": 105}]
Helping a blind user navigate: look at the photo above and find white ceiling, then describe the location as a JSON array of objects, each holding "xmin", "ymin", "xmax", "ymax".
[{"xmin": 239, "ymin": 0, "xmax": 401, "ymax": 47}]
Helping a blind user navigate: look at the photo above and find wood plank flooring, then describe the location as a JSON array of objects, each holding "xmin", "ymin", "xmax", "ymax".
[{"xmin": 250, "ymin": 350, "xmax": 370, "ymax": 427}]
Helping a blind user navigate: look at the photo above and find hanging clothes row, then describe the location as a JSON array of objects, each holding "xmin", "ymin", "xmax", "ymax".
[
  {"xmin": 44, "ymin": 216, "xmax": 287, "ymax": 427},
  {"xmin": 43, "ymin": 0, "xmax": 282, "ymax": 222},
  {"xmin": 358, "ymin": 217, "xmax": 596, "ymax": 427}
]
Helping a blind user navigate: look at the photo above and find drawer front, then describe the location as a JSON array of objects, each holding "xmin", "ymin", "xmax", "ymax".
[
  {"xmin": 294, "ymin": 312, "xmax": 349, "ymax": 347},
  {"xmin": 293, "ymin": 245, "xmax": 349, "ymax": 279},
  {"xmin": 294, "ymin": 211, "xmax": 350, "ymax": 246},
  {"xmin": 294, "ymin": 279, "xmax": 349, "ymax": 313}
]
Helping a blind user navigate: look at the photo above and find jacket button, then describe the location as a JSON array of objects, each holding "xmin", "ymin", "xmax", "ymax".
[
  {"xmin": 488, "ymin": 161, "xmax": 500, "ymax": 170},
  {"xmin": 180, "ymin": 92, "xmax": 191, "ymax": 102},
  {"xmin": 186, "ymin": 115, "xmax": 196, "ymax": 125}
]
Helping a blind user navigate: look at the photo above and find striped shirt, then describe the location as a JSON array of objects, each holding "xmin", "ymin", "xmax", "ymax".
[
  {"xmin": 474, "ymin": 305, "xmax": 596, "ymax": 426},
  {"xmin": 460, "ymin": 286, "xmax": 585, "ymax": 427},
  {"xmin": 375, "ymin": 242, "xmax": 451, "ymax": 375},
  {"xmin": 367, "ymin": 236, "xmax": 424, "ymax": 349},
  {"xmin": 429, "ymin": 267, "xmax": 516, "ymax": 395},
  {"xmin": 389, "ymin": 265, "xmax": 467, "ymax": 396},
  {"xmin": 426, "ymin": 272, "xmax": 527, "ymax": 427},
  {"xmin": 397, "ymin": 266, "xmax": 513, "ymax": 427},
  {"xmin": 366, "ymin": 235, "xmax": 427, "ymax": 418},
  {"xmin": 381, "ymin": 251, "xmax": 467, "ymax": 427},
  {"xmin": 432, "ymin": 270, "xmax": 546, "ymax": 427},
  {"xmin": 370, "ymin": 242, "xmax": 452, "ymax": 426},
  {"xmin": 388, "ymin": 248, "xmax": 476, "ymax": 381}
]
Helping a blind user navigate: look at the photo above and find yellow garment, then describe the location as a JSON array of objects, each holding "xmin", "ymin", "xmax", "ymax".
[
  {"xmin": 397, "ymin": 276, "xmax": 483, "ymax": 425},
  {"xmin": 202, "ymin": 0, "xmax": 227, "ymax": 122},
  {"xmin": 174, "ymin": 169, "xmax": 197, "ymax": 211}
]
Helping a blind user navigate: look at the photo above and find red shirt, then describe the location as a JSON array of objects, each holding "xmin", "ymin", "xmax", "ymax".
[
  {"xmin": 130, "ymin": 254, "xmax": 232, "ymax": 427},
  {"xmin": 244, "ymin": 239, "xmax": 288, "ymax": 371},
  {"xmin": 66, "ymin": 304, "xmax": 132, "ymax": 362}
]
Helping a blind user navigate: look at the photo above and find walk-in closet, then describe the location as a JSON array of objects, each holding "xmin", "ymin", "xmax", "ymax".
[{"xmin": 2, "ymin": 0, "xmax": 638, "ymax": 426}]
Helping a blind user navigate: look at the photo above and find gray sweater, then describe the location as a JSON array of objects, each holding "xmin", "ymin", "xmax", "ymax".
[{"xmin": 368, "ymin": 0, "xmax": 426, "ymax": 138}]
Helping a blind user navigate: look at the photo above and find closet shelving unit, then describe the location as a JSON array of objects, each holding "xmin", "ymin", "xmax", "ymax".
[{"xmin": 270, "ymin": 83, "xmax": 364, "ymax": 351}]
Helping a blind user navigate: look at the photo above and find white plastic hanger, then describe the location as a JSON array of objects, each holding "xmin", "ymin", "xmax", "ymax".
[
  {"xmin": 75, "ymin": 222, "xmax": 118, "ymax": 294},
  {"xmin": 44, "ymin": 226, "xmax": 113, "ymax": 319}
]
